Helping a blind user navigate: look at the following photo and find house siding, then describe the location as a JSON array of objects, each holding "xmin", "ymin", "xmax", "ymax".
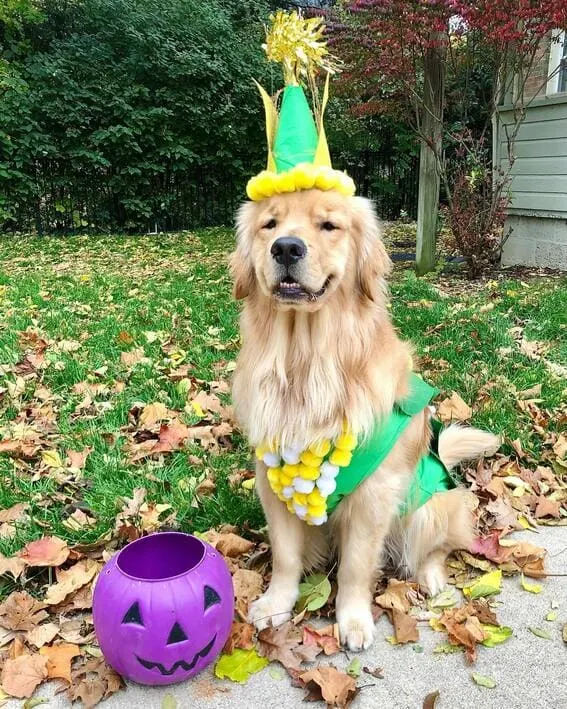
[{"xmin": 496, "ymin": 96, "xmax": 567, "ymax": 269}]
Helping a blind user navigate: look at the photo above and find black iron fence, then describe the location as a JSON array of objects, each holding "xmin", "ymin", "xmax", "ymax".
[{"xmin": 2, "ymin": 150, "xmax": 419, "ymax": 235}]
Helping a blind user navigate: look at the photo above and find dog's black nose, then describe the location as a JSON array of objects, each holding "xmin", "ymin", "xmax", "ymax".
[{"xmin": 270, "ymin": 237, "xmax": 306, "ymax": 267}]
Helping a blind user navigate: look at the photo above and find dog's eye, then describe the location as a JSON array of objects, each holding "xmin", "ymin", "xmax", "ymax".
[
  {"xmin": 262, "ymin": 218, "xmax": 277, "ymax": 230},
  {"xmin": 321, "ymin": 221, "xmax": 338, "ymax": 232}
]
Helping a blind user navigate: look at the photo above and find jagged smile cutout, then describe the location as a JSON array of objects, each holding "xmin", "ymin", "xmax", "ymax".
[{"xmin": 136, "ymin": 635, "xmax": 216, "ymax": 676}]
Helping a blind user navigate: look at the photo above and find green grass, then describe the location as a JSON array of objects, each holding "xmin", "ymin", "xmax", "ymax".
[{"xmin": 0, "ymin": 229, "xmax": 565, "ymax": 569}]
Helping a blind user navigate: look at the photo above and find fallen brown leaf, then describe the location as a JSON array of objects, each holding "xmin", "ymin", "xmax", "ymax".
[
  {"xmin": 66, "ymin": 447, "xmax": 92, "ymax": 470},
  {"xmin": 68, "ymin": 656, "xmax": 124, "ymax": 708},
  {"xmin": 302, "ymin": 625, "xmax": 341, "ymax": 656},
  {"xmin": 0, "ymin": 592, "xmax": 48, "ymax": 632},
  {"xmin": 423, "ymin": 690, "xmax": 440, "ymax": 709},
  {"xmin": 437, "ymin": 392, "xmax": 472, "ymax": 423},
  {"xmin": 223, "ymin": 622, "xmax": 255, "ymax": 653},
  {"xmin": 534, "ymin": 497, "xmax": 561, "ymax": 519},
  {"xmin": 1, "ymin": 654, "xmax": 48, "ymax": 698},
  {"xmin": 139, "ymin": 401, "xmax": 169, "ymax": 428},
  {"xmin": 376, "ymin": 578, "xmax": 416, "ymax": 613},
  {"xmin": 44, "ymin": 559, "xmax": 100, "ymax": 606},
  {"xmin": 120, "ymin": 348, "xmax": 146, "ymax": 367},
  {"xmin": 215, "ymin": 532, "xmax": 255, "ymax": 558},
  {"xmin": 26, "ymin": 622, "xmax": 60, "ymax": 648},
  {"xmin": 300, "ymin": 666, "xmax": 358, "ymax": 708},
  {"xmin": 258, "ymin": 622, "xmax": 303, "ymax": 672},
  {"xmin": 392, "ymin": 608, "xmax": 419, "ymax": 644},
  {"xmin": 232, "ymin": 568, "xmax": 263, "ymax": 616},
  {"xmin": 0, "ymin": 503, "xmax": 29, "ymax": 524},
  {"xmin": 0, "ymin": 553, "xmax": 26, "ymax": 579}
]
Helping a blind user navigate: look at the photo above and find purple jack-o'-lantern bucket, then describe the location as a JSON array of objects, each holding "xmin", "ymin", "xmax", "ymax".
[{"xmin": 93, "ymin": 532, "xmax": 233, "ymax": 686}]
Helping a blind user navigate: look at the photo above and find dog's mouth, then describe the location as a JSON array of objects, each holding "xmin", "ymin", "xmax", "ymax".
[{"xmin": 274, "ymin": 275, "xmax": 332, "ymax": 302}]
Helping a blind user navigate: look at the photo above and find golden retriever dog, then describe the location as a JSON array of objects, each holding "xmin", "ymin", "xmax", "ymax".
[{"xmin": 231, "ymin": 189, "xmax": 499, "ymax": 651}]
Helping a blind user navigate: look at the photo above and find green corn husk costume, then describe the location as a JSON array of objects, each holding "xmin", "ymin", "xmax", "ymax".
[{"xmin": 249, "ymin": 12, "xmax": 455, "ymax": 526}]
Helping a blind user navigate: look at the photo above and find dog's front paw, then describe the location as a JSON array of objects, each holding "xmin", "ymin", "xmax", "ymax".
[
  {"xmin": 417, "ymin": 561, "xmax": 448, "ymax": 597},
  {"xmin": 248, "ymin": 591, "xmax": 295, "ymax": 631},
  {"xmin": 337, "ymin": 603, "xmax": 375, "ymax": 651}
]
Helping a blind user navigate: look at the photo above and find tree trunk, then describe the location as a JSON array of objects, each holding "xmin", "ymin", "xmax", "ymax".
[{"xmin": 416, "ymin": 40, "xmax": 445, "ymax": 276}]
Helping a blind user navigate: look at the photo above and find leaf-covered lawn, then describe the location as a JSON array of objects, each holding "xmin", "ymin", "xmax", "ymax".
[
  {"xmin": 0, "ymin": 229, "xmax": 566, "ymax": 705},
  {"xmin": 0, "ymin": 229, "xmax": 565, "ymax": 570}
]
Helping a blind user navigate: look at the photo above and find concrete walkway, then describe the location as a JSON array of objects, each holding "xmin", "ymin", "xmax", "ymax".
[{"xmin": 10, "ymin": 527, "xmax": 567, "ymax": 709}]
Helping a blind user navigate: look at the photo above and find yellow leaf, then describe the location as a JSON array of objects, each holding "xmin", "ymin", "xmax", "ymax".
[
  {"xmin": 214, "ymin": 648, "xmax": 268, "ymax": 684},
  {"xmin": 241, "ymin": 478, "xmax": 255, "ymax": 491},
  {"xmin": 429, "ymin": 616, "xmax": 445, "ymax": 632},
  {"xmin": 41, "ymin": 450, "xmax": 63, "ymax": 469},
  {"xmin": 521, "ymin": 574, "xmax": 542, "ymax": 594},
  {"xmin": 463, "ymin": 569, "xmax": 502, "ymax": 599},
  {"xmin": 190, "ymin": 401, "xmax": 205, "ymax": 418}
]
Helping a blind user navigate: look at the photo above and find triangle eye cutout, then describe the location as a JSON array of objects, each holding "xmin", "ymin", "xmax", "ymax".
[
  {"xmin": 204, "ymin": 585, "xmax": 221, "ymax": 611},
  {"xmin": 167, "ymin": 622, "xmax": 188, "ymax": 645},
  {"xmin": 122, "ymin": 601, "xmax": 144, "ymax": 626}
]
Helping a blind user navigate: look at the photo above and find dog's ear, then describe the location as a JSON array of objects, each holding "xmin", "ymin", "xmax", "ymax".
[
  {"xmin": 231, "ymin": 202, "xmax": 257, "ymax": 300},
  {"xmin": 352, "ymin": 197, "xmax": 391, "ymax": 301}
]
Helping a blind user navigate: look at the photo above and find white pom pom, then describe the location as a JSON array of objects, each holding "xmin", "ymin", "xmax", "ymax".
[
  {"xmin": 293, "ymin": 477, "xmax": 315, "ymax": 494},
  {"xmin": 320, "ymin": 462, "xmax": 339, "ymax": 479},
  {"xmin": 263, "ymin": 452, "xmax": 281, "ymax": 468},
  {"xmin": 293, "ymin": 503, "xmax": 307, "ymax": 519},
  {"xmin": 282, "ymin": 447, "xmax": 301, "ymax": 465},
  {"xmin": 282, "ymin": 486, "xmax": 294, "ymax": 499},
  {"xmin": 316, "ymin": 477, "xmax": 337, "ymax": 497},
  {"xmin": 308, "ymin": 514, "xmax": 328, "ymax": 526}
]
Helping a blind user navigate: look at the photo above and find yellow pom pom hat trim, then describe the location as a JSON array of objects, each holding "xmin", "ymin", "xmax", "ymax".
[
  {"xmin": 247, "ymin": 164, "xmax": 355, "ymax": 202},
  {"xmin": 255, "ymin": 426, "xmax": 358, "ymax": 526}
]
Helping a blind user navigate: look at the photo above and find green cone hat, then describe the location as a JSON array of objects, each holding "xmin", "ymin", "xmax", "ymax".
[{"xmin": 246, "ymin": 10, "xmax": 355, "ymax": 201}]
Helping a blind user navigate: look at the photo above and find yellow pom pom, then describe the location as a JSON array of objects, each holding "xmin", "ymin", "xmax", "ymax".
[
  {"xmin": 278, "ymin": 492, "xmax": 286, "ymax": 502},
  {"xmin": 247, "ymin": 172, "xmax": 276, "ymax": 201},
  {"xmin": 282, "ymin": 463, "xmax": 301, "ymax": 477},
  {"xmin": 267, "ymin": 467, "xmax": 281, "ymax": 485},
  {"xmin": 309, "ymin": 439, "xmax": 331, "ymax": 458},
  {"xmin": 308, "ymin": 503, "xmax": 327, "ymax": 517},
  {"xmin": 335, "ymin": 433, "xmax": 357, "ymax": 451},
  {"xmin": 297, "ymin": 463, "xmax": 320, "ymax": 481},
  {"xmin": 329, "ymin": 449, "xmax": 352, "ymax": 467},
  {"xmin": 314, "ymin": 167, "xmax": 337, "ymax": 191},
  {"xmin": 255, "ymin": 445, "xmax": 268, "ymax": 460},
  {"xmin": 280, "ymin": 472, "xmax": 293, "ymax": 487},
  {"xmin": 291, "ymin": 164, "xmax": 316, "ymax": 190},
  {"xmin": 286, "ymin": 499, "xmax": 295, "ymax": 513},
  {"xmin": 307, "ymin": 488, "xmax": 325, "ymax": 506},
  {"xmin": 275, "ymin": 172, "xmax": 295, "ymax": 193},
  {"xmin": 293, "ymin": 492, "xmax": 308, "ymax": 506},
  {"xmin": 300, "ymin": 450, "xmax": 323, "ymax": 468},
  {"xmin": 272, "ymin": 482, "xmax": 283, "ymax": 495}
]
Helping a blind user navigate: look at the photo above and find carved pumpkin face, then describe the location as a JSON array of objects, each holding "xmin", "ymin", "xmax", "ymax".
[{"xmin": 93, "ymin": 533, "xmax": 233, "ymax": 685}]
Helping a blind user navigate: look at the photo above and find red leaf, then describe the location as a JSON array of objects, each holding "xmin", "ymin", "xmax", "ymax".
[{"xmin": 19, "ymin": 536, "xmax": 70, "ymax": 567}]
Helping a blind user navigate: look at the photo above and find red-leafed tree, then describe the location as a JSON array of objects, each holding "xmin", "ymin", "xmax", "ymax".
[{"xmin": 333, "ymin": 0, "xmax": 567, "ymax": 276}]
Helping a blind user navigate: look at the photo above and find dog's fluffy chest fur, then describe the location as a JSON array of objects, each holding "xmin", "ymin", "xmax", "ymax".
[{"xmin": 233, "ymin": 301, "xmax": 410, "ymax": 449}]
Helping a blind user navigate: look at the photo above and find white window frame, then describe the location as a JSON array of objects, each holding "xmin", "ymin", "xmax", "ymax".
[{"xmin": 547, "ymin": 29, "xmax": 567, "ymax": 95}]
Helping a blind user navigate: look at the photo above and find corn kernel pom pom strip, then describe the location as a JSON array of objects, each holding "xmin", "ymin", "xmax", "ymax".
[
  {"xmin": 255, "ymin": 430, "xmax": 358, "ymax": 525},
  {"xmin": 247, "ymin": 163, "xmax": 356, "ymax": 202}
]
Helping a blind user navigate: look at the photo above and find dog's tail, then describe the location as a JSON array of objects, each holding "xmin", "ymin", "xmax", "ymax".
[{"xmin": 438, "ymin": 424, "xmax": 501, "ymax": 471}]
